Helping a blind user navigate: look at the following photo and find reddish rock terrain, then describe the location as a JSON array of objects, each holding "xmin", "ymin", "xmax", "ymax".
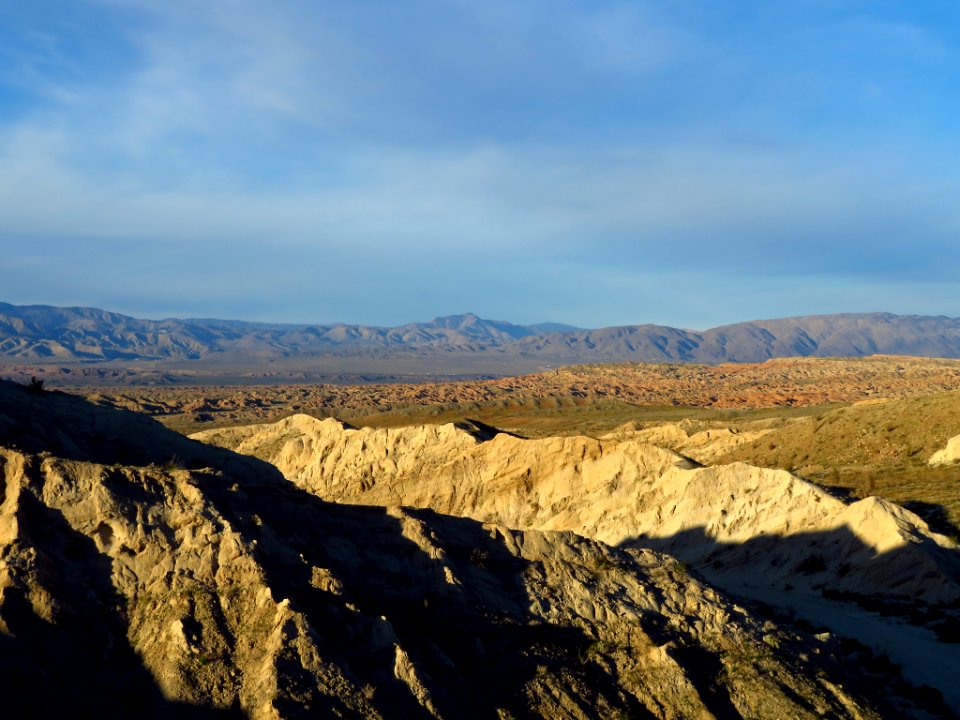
[{"xmin": 71, "ymin": 356, "xmax": 960, "ymax": 431}]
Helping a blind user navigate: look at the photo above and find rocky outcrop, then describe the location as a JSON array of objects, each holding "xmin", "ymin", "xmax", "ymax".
[
  {"xmin": 0, "ymin": 380, "xmax": 916, "ymax": 718},
  {"xmin": 602, "ymin": 419, "xmax": 776, "ymax": 464},
  {"xmin": 195, "ymin": 415, "xmax": 960, "ymax": 605},
  {"xmin": 930, "ymin": 434, "xmax": 960, "ymax": 466}
]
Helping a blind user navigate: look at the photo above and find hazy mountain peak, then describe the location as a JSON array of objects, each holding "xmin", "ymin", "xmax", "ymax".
[
  {"xmin": 427, "ymin": 312, "xmax": 484, "ymax": 327},
  {"xmin": 3, "ymin": 302, "xmax": 960, "ymax": 371}
]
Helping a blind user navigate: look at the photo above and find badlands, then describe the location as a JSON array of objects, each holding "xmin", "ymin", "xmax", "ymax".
[{"xmin": 2, "ymin": 357, "xmax": 960, "ymax": 718}]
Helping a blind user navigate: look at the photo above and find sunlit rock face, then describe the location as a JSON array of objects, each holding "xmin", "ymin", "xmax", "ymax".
[
  {"xmin": 196, "ymin": 414, "xmax": 960, "ymax": 604},
  {"xmin": 930, "ymin": 434, "xmax": 960, "ymax": 466}
]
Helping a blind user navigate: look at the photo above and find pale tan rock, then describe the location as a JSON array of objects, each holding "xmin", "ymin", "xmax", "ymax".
[
  {"xmin": 603, "ymin": 419, "xmax": 776, "ymax": 464},
  {"xmin": 195, "ymin": 415, "xmax": 960, "ymax": 603},
  {"xmin": 393, "ymin": 644, "xmax": 442, "ymax": 719},
  {"xmin": 929, "ymin": 433, "xmax": 960, "ymax": 466}
]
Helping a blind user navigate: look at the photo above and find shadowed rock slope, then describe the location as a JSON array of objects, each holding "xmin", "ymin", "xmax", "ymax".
[{"xmin": 0, "ymin": 381, "xmax": 920, "ymax": 719}]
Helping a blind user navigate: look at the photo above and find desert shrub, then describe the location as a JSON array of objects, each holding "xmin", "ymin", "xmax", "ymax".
[
  {"xmin": 469, "ymin": 547, "xmax": 491, "ymax": 568},
  {"xmin": 162, "ymin": 455, "xmax": 185, "ymax": 472}
]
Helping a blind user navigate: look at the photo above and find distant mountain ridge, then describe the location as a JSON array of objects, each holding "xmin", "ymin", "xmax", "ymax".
[
  {"xmin": 2, "ymin": 301, "xmax": 960, "ymax": 366},
  {"xmin": 0, "ymin": 304, "xmax": 568, "ymax": 361}
]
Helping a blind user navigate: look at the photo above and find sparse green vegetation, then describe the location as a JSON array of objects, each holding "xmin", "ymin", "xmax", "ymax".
[
  {"xmin": 590, "ymin": 555, "xmax": 616, "ymax": 573},
  {"xmin": 714, "ymin": 391, "xmax": 960, "ymax": 533}
]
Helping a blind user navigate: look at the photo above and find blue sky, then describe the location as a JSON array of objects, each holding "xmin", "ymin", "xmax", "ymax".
[{"xmin": 1, "ymin": 1, "xmax": 959, "ymax": 329}]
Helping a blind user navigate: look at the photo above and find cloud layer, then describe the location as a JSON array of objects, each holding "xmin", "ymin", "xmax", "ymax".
[{"xmin": 1, "ymin": 0, "xmax": 959, "ymax": 327}]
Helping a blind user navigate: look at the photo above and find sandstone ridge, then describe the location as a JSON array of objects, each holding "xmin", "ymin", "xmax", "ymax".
[{"xmin": 194, "ymin": 414, "xmax": 960, "ymax": 605}]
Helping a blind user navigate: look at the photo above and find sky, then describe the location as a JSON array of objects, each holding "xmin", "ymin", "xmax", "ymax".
[{"xmin": 1, "ymin": 0, "xmax": 959, "ymax": 329}]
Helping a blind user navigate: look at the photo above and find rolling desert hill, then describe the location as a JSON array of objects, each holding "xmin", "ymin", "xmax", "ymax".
[
  {"xmin": 5, "ymin": 302, "xmax": 960, "ymax": 381},
  {"xmin": 70, "ymin": 356, "xmax": 960, "ymax": 537},
  {"xmin": 76, "ymin": 355, "xmax": 960, "ymax": 432},
  {"xmin": 69, "ymin": 355, "xmax": 960, "ymax": 532},
  {"xmin": 0, "ymin": 379, "xmax": 933, "ymax": 718}
]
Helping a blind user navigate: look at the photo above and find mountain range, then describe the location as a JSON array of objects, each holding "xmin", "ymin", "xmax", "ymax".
[{"xmin": 3, "ymin": 302, "xmax": 960, "ymax": 374}]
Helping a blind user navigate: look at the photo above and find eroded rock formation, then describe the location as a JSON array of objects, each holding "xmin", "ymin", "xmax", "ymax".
[
  {"xmin": 1, "ymin": 381, "xmax": 920, "ymax": 718},
  {"xmin": 195, "ymin": 415, "xmax": 960, "ymax": 604}
]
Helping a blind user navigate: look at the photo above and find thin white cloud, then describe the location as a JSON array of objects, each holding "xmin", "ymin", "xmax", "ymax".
[{"xmin": 2, "ymin": 121, "xmax": 957, "ymax": 280}]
